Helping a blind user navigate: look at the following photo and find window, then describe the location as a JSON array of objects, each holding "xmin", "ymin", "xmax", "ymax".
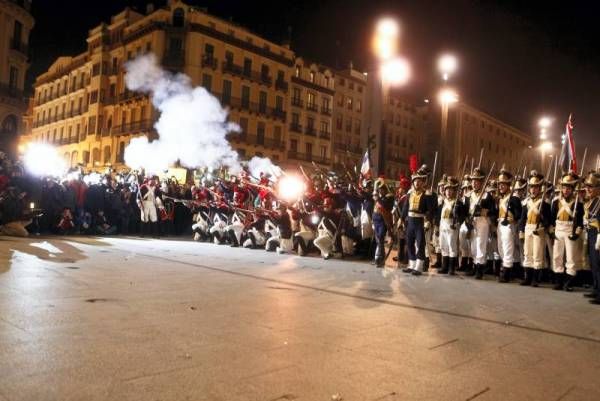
[
  {"xmin": 205, "ymin": 44, "xmax": 215, "ymax": 57},
  {"xmin": 295, "ymin": 65, "xmax": 300, "ymax": 77},
  {"xmin": 239, "ymin": 117, "xmax": 248, "ymax": 134},
  {"xmin": 9, "ymin": 67, "xmax": 18, "ymax": 91},
  {"xmin": 356, "ymin": 100, "xmax": 362, "ymax": 112},
  {"xmin": 241, "ymin": 86, "xmax": 250, "ymax": 108},
  {"xmin": 337, "ymin": 95, "xmax": 344, "ymax": 107},
  {"xmin": 307, "ymin": 92, "xmax": 316, "ymax": 108},
  {"xmin": 225, "ymin": 51, "xmax": 233, "ymax": 65},
  {"xmin": 257, "ymin": 122, "xmax": 265, "ymax": 145},
  {"xmin": 277, "ymin": 70, "xmax": 285, "ymax": 82},
  {"xmin": 173, "ymin": 8, "xmax": 185, "ymax": 27},
  {"xmin": 347, "ymin": 97, "xmax": 353, "ymax": 110},
  {"xmin": 274, "ymin": 126, "xmax": 282, "ymax": 142},
  {"xmin": 291, "ymin": 113, "xmax": 300, "ymax": 125},
  {"xmin": 118, "ymin": 143, "xmax": 125, "ymax": 163},
  {"xmin": 202, "ymin": 74, "xmax": 212, "ymax": 92},
  {"xmin": 243, "ymin": 58, "xmax": 252, "ymax": 76},
  {"xmin": 349, "ymin": 82, "xmax": 354, "ymax": 90},
  {"xmin": 320, "ymin": 121, "xmax": 329, "ymax": 134},
  {"xmin": 109, "ymin": 83, "xmax": 116, "ymax": 98},
  {"xmin": 169, "ymin": 38, "xmax": 182, "ymax": 53},
  {"xmin": 13, "ymin": 20, "xmax": 23, "ymax": 45},
  {"xmin": 261, "ymin": 64, "xmax": 269, "ymax": 80},
  {"xmin": 355, "ymin": 119, "xmax": 361, "ymax": 134},
  {"xmin": 322, "ymin": 97, "xmax": 330, "ymax": 111},
  {"xmin": 305, "ymin": 143, "xmax": 313, "ymax": 158},
  {"xmin": 345, "ymin": 118, "xmax": 352, "ymax": 133},
  {"xmin": 92, "ymin": 63, "xmax": 101, "ymax": 77},
  {"xmin": 320, "ymin": 146, "xmax": 327, "ymax": 158},
  {"xmin": 290, "ymin": 139, "xmax": 298, "ymax": 152},
  {"xmin": 309, "ymin": 71, "xmax": 315, "ymax": 83},
  {"xmin": 259, "ymin": 91, "xmax": 267, "ymax": 113},
  {"xmin": 222, "ymin": 80, "xmax": 232, "ymax": 104},
  {"xmin": 275, "ymin": 96, "xmax": 284, "ymax": 111},
  {"xmin": 336, "ymin": 115, "xmax": 342, "ymax": 130}
]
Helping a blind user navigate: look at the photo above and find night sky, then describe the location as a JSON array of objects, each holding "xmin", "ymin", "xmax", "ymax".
[{"xmin": 27, "ymin": 0, "xmax": 600, "ymax": 161}]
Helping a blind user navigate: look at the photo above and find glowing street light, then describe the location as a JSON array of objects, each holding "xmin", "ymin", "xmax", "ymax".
[
  {"xmin": 380, "ymin": 57, "xmax": 411, "ymax": 86},
  {"xmin": 438, "ymin": 88, "xmax": 459, "ymax": 104},
  {"xmin": 373, "ymin": 18, "xmax": 399, "ymax": 60},
  {"xmin": 438, "ymin": 54, "xmax": 458, "ymax": 81},
  {"xmin": 538, "ymin": 116, "xmax": 552, "ymax": 129}
]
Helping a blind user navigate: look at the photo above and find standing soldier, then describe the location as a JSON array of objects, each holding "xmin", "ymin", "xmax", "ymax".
[
  {"xmin": 431, "ymin": 176, "xmax": 447, "ymax": 269},
  {"xmin": 458, "ymin": 176, "xmax": 473, "ymax": 272},
  {"xmin": 549, "ymin": 171, "xmax": 584, "ymax": 291},
  {"xmin": 496, "ymin": 169, "xmax": 523, "ymax": 282},
  {"xmin": 402, "ymin": 165, "xmax": 436, "ymax": 275},
  {"xmin": 372, "ymin": 177, "xmax": 394, "ymax": 267},
  {"xmin": 518, "ymin": 171, "xmax": 551, "ymax": 286},
  {"xmin": 437, "ymin": 176, "xmax": 466, "ymax": 275},
  {"xmin": 465, "ymin": 167, "xmax": 496, "ymax": 279},
  {"xmin": 583, "ymin": 172, "xmax": 600, "ymax": 304}
]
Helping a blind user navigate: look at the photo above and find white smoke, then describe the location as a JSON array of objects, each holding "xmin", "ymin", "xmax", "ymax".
[
  {"xmin": 123, "ymin": 54, "xmax": 242, "ymax": 174},
  {"xmin": 247, "ymin": 156, "xmax": 283, "ymax": 179}
]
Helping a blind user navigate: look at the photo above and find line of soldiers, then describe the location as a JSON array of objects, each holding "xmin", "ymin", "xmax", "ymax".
[{"xmin": 182, "ymin": 164, "xmax": 600, "ymax": 304}]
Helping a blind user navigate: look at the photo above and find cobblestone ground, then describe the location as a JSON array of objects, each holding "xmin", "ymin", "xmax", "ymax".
[{"xmin": 1, "ymin": 236, "xmax": 599, "ymax": 401}]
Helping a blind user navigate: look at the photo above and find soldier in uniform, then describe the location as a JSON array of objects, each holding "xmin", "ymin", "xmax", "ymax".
[
  {"xmin": 458, "ymin": 176, "xmax": 473, "ymax": 272},
  {"xmin": 549, "ymin": 171, "xmax": 584, "ymax": 291},
  {"xmin": 583, "ymin": 172, "xmax": 600, "ymax": 304},
  {"xmin": 496, "ymin": 169, "xmax": 523, "ymax": 282},
  {"xmin": 372, "ymin": 177, "xmax": 394, "ymax": 267},
  {"xmin": 314, "ymin": 197, "xmax": 342, "ymax": 259},
  {"xmin": 431, "ymin": 176, "xmax": 447, "ymax": 269},
  {"xmin": 402, "ymin": 166, "xmax": 436, "ymax": 275},
  {"xmin": 465, "ymin": 167, "xmax": 496, "ymax": 279},
  {"xmin": 518, "ymin": 171, "xmax": 551, "ymax": 286},
  {"xmin": 437, "ymin": 176, "xmax": 466, "ymax": 275}
]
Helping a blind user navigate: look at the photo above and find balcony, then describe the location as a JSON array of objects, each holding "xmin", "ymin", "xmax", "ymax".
[
  {"xmin": 228, "ymin": 132, "xmax": 285, "ymax": 150},
  {"xmin": 319, "ymin": 130, "xmax": 331, "ymax": 140},
  {"xmin": 201, "ymin": 55, "xmax": 218, "ymax": 69},
  {"xmin": 287, "ymin": 151, "xmax": 331, "ymax": 165},
  {"xmin": 321, "ymin": 106, "xmax": 332, "ymax": 116},
  {"xmin": 10, "ymin": 38, "xmax": 28, "ymax": 57},
  {"xmin": 305, "ymin": 126, "xmax": 317, "ymax": 136},
  {"xmin": 110, "ymin": 119, "xmax": 154, "ymax": 136},
  {"xmin": 275, "ymin": 79, "xmax": 288, "ymax": 92},
  {"xmin": 386, "ymin": 154, "xmax": 407, "ymax": 164},
  {"xmin": 118, "ymin": 91, "xmax": 147, "ymax": 103},
  {"xmin": 162, "ymin": 50, "xmax": 185, "ymax": 69},
  {"xmin": 222, "ymin": 61, "xmax": 243, "ymax": 76},
  {"xmin": 306, "ymin": 103, "xmax": 318, "ymax": 112},
  {"xmin": 334, "ymin": 142, "xmax": 362, "ymax": 155},
  {"xmin": 289, "ymin": 123, "xmax": 303, "ymax": 133},
  {"xmin": 0, "ymin": 84, "xmax": 23, "ymax": 100},
  {"xmin": 214, "ymin": 93, "xmax": 286, "ymax": 121},
  {"xmin": 291, "ymin": 98, "xmax": 303, "ymax": 108},
  {"xmin": 221, "ymin": 61, "xmax": 273, "ymax": 87}
]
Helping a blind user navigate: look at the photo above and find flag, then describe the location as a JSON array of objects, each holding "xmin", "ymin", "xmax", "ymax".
[
  {"xmin": 559, "ymin": 114, "xmax": 577, "ymax": 173},
  {"xmin": 360, "ymin": 149, "xmax": 371, "ymax": 179}
]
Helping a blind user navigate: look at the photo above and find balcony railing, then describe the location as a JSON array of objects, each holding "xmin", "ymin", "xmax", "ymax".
[
  {"xmin": 201, "ymin": 55, "xmax": 218, "ymax": 69},
  {"xmin": 221, "ymin": 61, "xmax": 273, "ymax": 87},
  {"xmin": 319, "ymin": 130, "xmax": 331, "ymax": 139},
  {"xmin": 321, "ymin": 106, "xmax": 332, "ymax": 116},
  {"xmin": 306, "ymin": 103, "xmax": 318, "ymax": 112},
  {"xmin": 214, "ymin": 93, "xmax": 286, "ymax": 120},
  {"xmin": 10, "ymin": 38, "xmax": 28, "ymax": 56},
  {"xmin": 291, "ymin": 98, "xmax": 303, "ymax": 108},
  {"xmin": 0, "ymin": 84, "xmax": 23, "ymax": 100},
  {"xmin": 333, "ymin": 142, "xmax": 362, "ymax": 155},
  {"xmin": 289, "ymin": 123, "xmax": 303, "ymax": 133},
  {"xmin": 305, "ymin": 126, "xmax": 317, "ymax": 136},
  {"xmin": 287, "ymin": 151, "xmax": 331, "ymax": 165},
  {"xmin": 163, "ymin": 50, "xmax": 185, "ymax": 69},
  {"xmin": 229, "ymin": 132, "xmax": 285, "ymax": 150},
  {"xmin": 275, "ymin": 79, "xmax": 288, "ymax": 92},
  {"xmin": 110, "ymin": 119, "xmax": 154, "ymax": 136}
]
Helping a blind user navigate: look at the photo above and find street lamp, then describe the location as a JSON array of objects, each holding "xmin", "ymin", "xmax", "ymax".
[
  {"xmin": 373, "ymin": 18, "xmax": 399, "ymax": 61},
  {"xmin": 381, "ymin": 56, "xmax": 411, "ymax": 86},
  {"xmin": 537, "ymin": 117, "xmax": 553, "ymax": 170},
  {"xmin": 438, "ymin": 54, "xmax": 458, "ymax": 81},
  {"xmin": 539, "ymin": 141, "xmax": 553, "ymax": 172}
]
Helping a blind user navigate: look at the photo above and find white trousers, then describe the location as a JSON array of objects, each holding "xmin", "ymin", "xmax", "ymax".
[
  {"xmin": 523, "ymin": 224, "xmax": 545, "ymax": 269},
  {"xmin": 497, "ymin": 223, "xmax": 517, "ymax": 268},
  {"xmin": 140, "ymin": 202, "xmax": 158, "ymax": 223},
  {"xmin": 470, "ymin": 217, "xmax": 489, "ymax": 265},
  {"xmin": 552, "ymin": 221, "xmax": 582, "ymax": 276},
  {"xmin": 440, "ymin": 219, "xmax": 458, "ymax": 257},
  {"xmin": 314, "ymin": 229, "xmax": 334, "ymax": 257},
  {"xmin": 459, "ymin": 222, "xmax": 471, "ymax": 258}
]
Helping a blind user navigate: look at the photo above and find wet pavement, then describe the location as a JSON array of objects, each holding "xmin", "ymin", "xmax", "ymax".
[{"xmin": 1, "ymin": 235, "xmax": 599, "ymax": 401}]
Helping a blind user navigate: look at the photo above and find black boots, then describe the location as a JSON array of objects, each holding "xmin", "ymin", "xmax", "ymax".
[
  {"xmin": 438, "ymin": 256, "xmax": 450, "ymax": 274},
  {"xmin": 498, "ymin": 268, "xmax": 511, "ymax": 283},
  {"xmin": 449, "ymin": 257, "xmax": 458, "ymax": 275},
  {"xmin": 520, "ymin": 268, "xmax": 533, "ymax": 286},
  {"xmin": 475, "ymin": 264, "xmax": 484, "ymax": 280},
  {"xmin": 563, "ymin": 274, "xmax": 575, "ymax": 292},
  {"xmin": 493, "ymin": 259, "xmax": 502, "ymax": 276},
  {"xmin": 553, "ymin": 272, "xmax": 564, "ymax": 290},
  {"xmin": 432, "ymin": 253, "xmax": 442, "ymax": 268},
  {"xmin": 459, "ymin": 257, "xmax": 468, "ymax": 272},
  {"xmin": 466, "ymin": 259, "xmax": 476, "ymax": 276},
  {"xmin": 553, "ymin": 272, "xmax": 575, "ymax": 291}
]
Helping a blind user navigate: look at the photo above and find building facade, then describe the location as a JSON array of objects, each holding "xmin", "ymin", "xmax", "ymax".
[
  {"xmin": 424, "ymin": 101, "xmax": 533, "ymax": 176},
  {"xmin": 331, "ymin": 64, "xmax": 367, "ymax": 171},
  {"xmin": 286, "ymin": 58, "xmax": 334, "ymax": 169},
  {"xmin": 0, "ymin": 0, "xmax": 34, "ymax": 154},
  {"xmin": 25, "ymin": 0, "xmax": 295, "ymax": 169}
]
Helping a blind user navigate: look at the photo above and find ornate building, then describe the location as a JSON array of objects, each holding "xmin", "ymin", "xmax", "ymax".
[{"xmin": 0, "ymin": 0, "xmax": 34, "ymax": 155}]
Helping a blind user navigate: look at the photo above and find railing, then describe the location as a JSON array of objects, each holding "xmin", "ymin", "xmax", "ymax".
[
  {"xmin": 287, "ymin": 151, "xmax": 330, "ymax": 165},
  {"xmin": 10, "ymin": 38, "xmax": 28, "ymax": 56},
  {"xmin": 306, "ymin": 103, "xmax": 318, "ymax": 112},
  {"xmin": 333, "ymin": 142, "xmax": 362, "ymax": 155},
  {"xmin": 201, "ymin": 55, "xmax": 218, "ymax": 69},
  {"xmin": 0, "ymin": 84, "xmax": 23, "ymax": 100},
  {"xmin": 289, "ymin": 123, "xmax": 303, "ymax": 133},
  {"xmin": 291, "ymin": 98, "xmax": 303, "ymax": 108},
  {"xmin": 321, "ymin": 106, "xmax": 332, "ymax": 116},
  {"xmin": 221, "ymin": 61, "xmax": 273, "ymax": 87},
  {"xmin": 275, "ymin": 79, "xmax": 288, "ymax": 92},
  {"xmin": 110, "ymin": 119, "xmax": 154, "ymax": 136},
  {"xmin": 162, "ymin": 50, "xmax": 185, "ymax": 69},
  {"xmin": 229, "ymin": 132, "xmax": 285, "ymax": 150},
  {"xmin": 214, "ymin": 93, "xmax": 286, "ymax": 120},
  {"xmin": 319, "ymin": 130, "xmax": 331, "ymax": 139},
  {"xmin": 305, "ymin": 126, "xmax": 317, "ymax": 136}
]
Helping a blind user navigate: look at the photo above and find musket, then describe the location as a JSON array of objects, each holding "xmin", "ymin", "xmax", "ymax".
[
  {"xmin": 553, "ymin": 155, "xmax": 559, "ymax": 186},
  {"xmin": 470, "ymin": 157, "xmax": 474, "ymax": 175},
  {"xmin": 469, "ymin": 161, "xmax": 496, "ymax": 225},
  {"xmin": 430, "ymin": 151, "xmax": 438, "ymax": 192},
  {"xmin": 570, "ymin": 147, "xmax": 587, "ymax": 239},
  {"xmin": 299, "ymin": 165, "xmax": 310, "ymax": 182},
  {"xmin": 477, "ymin": 147, "xmax": 484, "ymax": 169}
]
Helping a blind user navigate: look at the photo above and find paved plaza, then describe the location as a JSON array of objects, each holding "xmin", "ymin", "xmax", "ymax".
[{"xmin": 0, "ymin": 236, "xmax": 599, "ymax": 401}]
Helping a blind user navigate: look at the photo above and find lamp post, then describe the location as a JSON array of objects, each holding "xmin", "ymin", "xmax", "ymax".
[
  {"xmin": 437, "ymin": 53, "xmax": 458, "ymax": 174},
  {"xmin": 371, "ymin": 17, "xmax": 410, "ymax": 176},
  {"xmin": 538, "ymin": 117, "xmax": 553, "ymax": 171}
]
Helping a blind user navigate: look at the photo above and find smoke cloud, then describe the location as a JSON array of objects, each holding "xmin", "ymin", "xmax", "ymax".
[{"xmin": 123, "ymin": 54, "xmax": 243, "ymax": 174}]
